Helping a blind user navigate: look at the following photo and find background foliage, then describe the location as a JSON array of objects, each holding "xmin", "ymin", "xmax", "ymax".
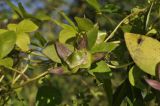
[{"xmin": 0, "ymin": 0, "xmax": 160, "ymax": 106}]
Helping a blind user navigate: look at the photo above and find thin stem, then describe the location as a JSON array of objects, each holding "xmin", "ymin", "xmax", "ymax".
[
  {"xmin": 0, "ymin": 75, "xmax": 4, "ymax": 82},
  {"xmin": 13, "ymin": 71, "xmax": 49, "ymax": 89},
  {"xmin": 5, "ymin": 67, "xmax": 29, "ymax": 79},
  {"xmin": 104, "ymin": 9, "xmax": 145, "ymax": 42},
  {"xmin": 109, "ymin": 40, "xmax": 121, "ymax": 44},
  {"xmin": 107, "ymin": 62, "xmax": 134, "ymax": 69},
  {"xmin": 12, "ymin": 64, "xmax": 29, "ymax": 85}
]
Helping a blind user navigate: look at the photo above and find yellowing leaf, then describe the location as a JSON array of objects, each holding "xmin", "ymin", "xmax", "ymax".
[
  {"xmin": 125, "ymin": 32, "xmax": 160, "ymax": 76},
  {"xmin": 16, "ymin": 33, "xmax": 30, "ymax": 51},
  {"xmin": 17, "ymin": 19, "xmax": 38, "ymax": 33}
]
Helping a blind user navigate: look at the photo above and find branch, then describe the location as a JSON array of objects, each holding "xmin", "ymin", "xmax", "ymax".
[
  {"xmin": 104, "ymin": 9, "xmax": 146, "ymax": 42},
  {"xmin": 13, "ymin": 71, "xmax": 49, "ymax": 89}
]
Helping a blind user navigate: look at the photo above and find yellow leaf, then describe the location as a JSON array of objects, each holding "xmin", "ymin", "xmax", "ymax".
[{"xmin": 125, "ymin": 33, "xmax": 160, "ymax": 76}]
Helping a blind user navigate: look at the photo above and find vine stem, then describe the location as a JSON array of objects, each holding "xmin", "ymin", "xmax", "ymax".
[
  {"xmin": 104, "ymin": 9, "xmax": 146, "ymax": 42},
  {"xmin": 13, "ymin": 71, "xmax": 49, "ymax": 89}
]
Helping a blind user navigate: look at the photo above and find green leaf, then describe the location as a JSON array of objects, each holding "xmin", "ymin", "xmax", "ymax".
[
  {"xmin": 75, "ymin": 17, "xmax": 94, "ymax": 31},
  {"xmin": 128, "ymin": 65, "xmax": 146, "ymax": 89},
  {"xmin": 0, "ymin": 58, "xmax": 13, "ymax": 67},
  {"xmin": 16, "ymin": 33, "xmax": 30, "ymax": 51},
  {"xmin": 0, "ymin": 29, "xmax": 8, "ymax": 34},
  {"xmin": 146, "ymin": 29, "xmax": 157, "ymax": 36},
  {"xmin": 96, "ymin": 31, "xmax": 107, "ymax": 44},
  {"xmin": 35, "ymin": 13, "xmax": 51, "ymax": 21},
  {"xmin": 87, "ymin": 26, "xmax": 98, "ymax": 49},
  {"xmin": 0, "ymin": 31, "xmax": 16, "ymax": 59},
  {"xmin": 121, "ymin": 25, "xmax": 132, "ymax": 33},
  {"xmin": 125, "ymin": 33, "xmax": 160, "ymax": 76},
  {"xmin": 59, "ymin": 25, "xmax": 77, "ymax": 43},
  {"xmin": 17, "ymin": 19, "xmax": 38, "ymax": 33},
  {"xmin": 33, "ymin": 32, "xmax": 47, "ymax": 47},
  {"xmin": 42, "ymin": 44, "xmax": 61, "ymax": 63},
  {"xmin": 60, "ymin": 12, "xmax": 77, "ymax": 29},
  {"xmin": 90, "ymin": 61, "xmax": 111, "ymax": 73},
  {"xmin": 86, "ymin": 0, "xmax": 101, "ymax": 11},
  {"xmin": 126, "ymin": 97, "xmax": 133, "ymax": 106},
  {"xmin": 91, "ymin": 42, "xmax": 119, "ymax": 53},
  {"xmin": 66, "ymin": 50, "xmax": 91, "ymax": 69},
  {"xmin": 7, "ymin": 24, "xmax": 17, "ymax": 31},
  {"xmin": 6, "ymin": 0, "xmax": 23, "ymax": 18}
]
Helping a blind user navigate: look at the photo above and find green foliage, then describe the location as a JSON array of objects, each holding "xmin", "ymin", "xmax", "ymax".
[
  {"xmin": 16, "ymin": 19, "xmax": 38, "ymax": 33},
  {"xmin": 0, "ymin": 31, "xmax": 16, "ymax": 59},
  {"xmin": 75, "ymin": 17, "xmax": 94, "ymax": 31},
  {"xmin": 87, "ymin": 26, "xmax": 98, "ymax": 49},
  {"xmin": 1, "ymin": 0, "xmax": 160, "ymax": 106},
  {"xmin": 42, "ymin": 44, "xmax": 61, "ymax": 63}
]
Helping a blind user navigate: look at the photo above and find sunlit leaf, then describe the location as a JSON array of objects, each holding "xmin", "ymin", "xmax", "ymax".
[
  {"xmin": 96, "ymin": 31, "xmax": 107, "ymax": 44},
  {"xmin": 125, "ymin": 32, "xmax": 160, "ymax": 76},
  {"xmin": 0, "ymin": 31, "xmax": 16, "ymax": 59},
  {"xmin": 7, "ymin": 24, "xmax": 17, "ymax": 31},
  {"xmin": 59, "ymin": 25, "xmax": 77, "ymax": 43},
  {"xmin": 42, "ymin": 44, "xmax": 61, "ymax": 63},
  {"xmin": 17, "ymin": 19, "xmax": 38, "ymax": 33},
  {"xmin": 16, "ymin": 33, "xmax": 30, "ymax": 51}
]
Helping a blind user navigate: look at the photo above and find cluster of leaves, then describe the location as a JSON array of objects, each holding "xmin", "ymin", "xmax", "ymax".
[{"xmin": 0, "ymin": 0, "xmax": 160, "ymax": 106}]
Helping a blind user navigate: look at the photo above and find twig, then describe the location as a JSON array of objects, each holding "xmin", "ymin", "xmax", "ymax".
[
  {"xmin": 107, "ymin": 62, "xmax": 134, "ymax": 69},
  {"xmin": 104, "ymin": 9, "xmax": 146, "ymax": 42},
  {"xmin": 12, "ymin": 64, "xmax": 29, "ymax": 85},
  {"xmin": 5, "ymin": 67, "xmax": 29, "ymax": 79},
  {"xmin": 13, "ymin": 71, "xmax": 49, "ymax": 89}
]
